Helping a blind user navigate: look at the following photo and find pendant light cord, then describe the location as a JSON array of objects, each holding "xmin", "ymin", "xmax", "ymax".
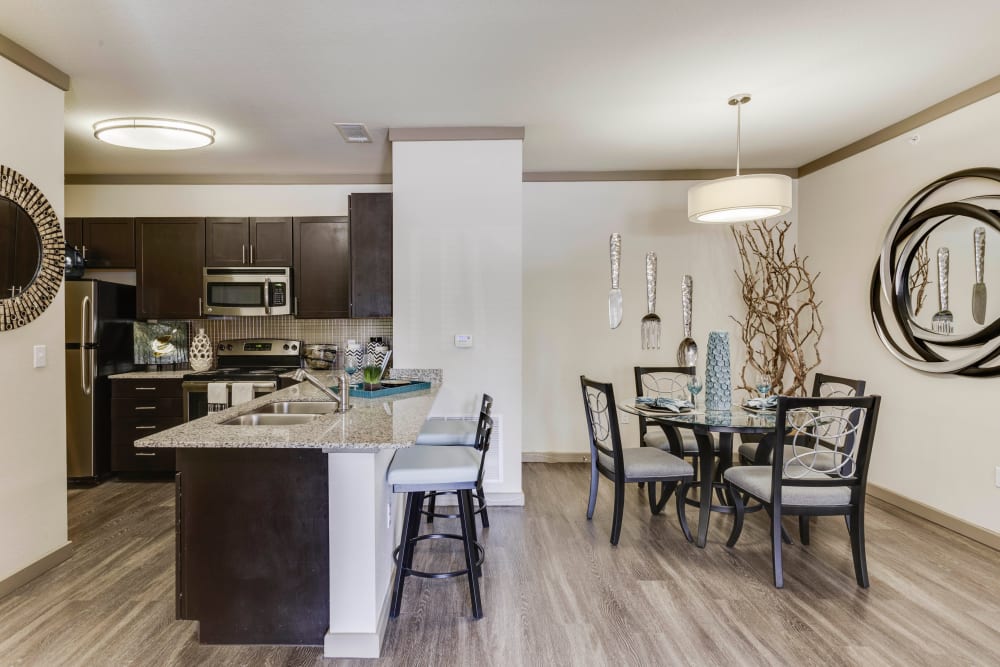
[{"xmin": 735, "ymin": 99, "xmax": 742, "ymax": 176}]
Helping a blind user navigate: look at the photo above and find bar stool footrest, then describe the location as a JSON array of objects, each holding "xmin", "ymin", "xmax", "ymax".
[{"xmin": 392, "ymin": 533, "xmax": 485, "ymax": 579}]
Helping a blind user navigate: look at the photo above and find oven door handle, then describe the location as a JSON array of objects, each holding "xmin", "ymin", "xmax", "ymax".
[{"xmin": 264, "ymin": 277, "xmax": 271, "ymax": 315}]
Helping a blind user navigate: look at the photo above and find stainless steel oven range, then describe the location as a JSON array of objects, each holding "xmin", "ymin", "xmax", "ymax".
[{"xmin": 182, "ymin": 338, "xmax": 303, "ymax": 421}]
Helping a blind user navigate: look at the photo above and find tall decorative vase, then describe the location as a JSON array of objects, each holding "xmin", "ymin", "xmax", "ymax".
[
  {"xmin": 189, "ymin": 328, "xmax": 213, "ymax": 372},
  {"xmin": 705, "ymin": 330, "xmax": 732, "ymax": 411}
]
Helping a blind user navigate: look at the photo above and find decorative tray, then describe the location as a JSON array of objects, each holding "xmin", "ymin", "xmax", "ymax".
[{"xmin": 336, "ymin": 380, "xmax": 431, "ymax": 399}]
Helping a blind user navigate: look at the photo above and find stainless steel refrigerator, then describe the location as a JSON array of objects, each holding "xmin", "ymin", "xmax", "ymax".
[{"xmin": 66, "ymin": 280, "xmax": 135, "ymax": 483}]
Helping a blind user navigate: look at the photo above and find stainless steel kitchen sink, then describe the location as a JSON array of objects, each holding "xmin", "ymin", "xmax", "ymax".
[
  {"xmin": 250, "ymin": 401, "xmax": 339, "ymax": 415},
  {"xmin": 221, "ymin": 413, "xmax": 320, "ymax": 426}
]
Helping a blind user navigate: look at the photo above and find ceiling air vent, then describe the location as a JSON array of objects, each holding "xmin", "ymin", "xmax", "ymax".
[{"xmin": 334, "ymin": 123, "xmax": 373, "ymax": 143}]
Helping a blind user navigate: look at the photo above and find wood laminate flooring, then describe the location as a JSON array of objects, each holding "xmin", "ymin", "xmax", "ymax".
[{"xmin": 1, "ymin": 463, "xmax": 999, "ymax": 666}]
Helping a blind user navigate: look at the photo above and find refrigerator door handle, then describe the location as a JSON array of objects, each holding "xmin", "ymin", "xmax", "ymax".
[
  {"xmin": 81, "ymin": 295, "xmax": 93, "ymax": 346},
  {"xmin": 81, "ymin": 348, "xmax": 92, "ymax": 396}
]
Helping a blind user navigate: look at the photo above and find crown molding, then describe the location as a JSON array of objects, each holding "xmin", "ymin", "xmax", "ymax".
[
  {"xmin": 0, "ymin": 33, "xmax": 70, "ymax": 91},
  {"xmin": 523, "ymin": 168, "xmax": 798, "ymax": 183},
  {"xmin": 799, "ymin": 72, "xmax": 1000, "ymax": 177}
]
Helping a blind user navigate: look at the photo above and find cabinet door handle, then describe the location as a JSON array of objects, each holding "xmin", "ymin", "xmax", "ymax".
[
  {"xmin": 294, "ymin": 296, "xmax": 298, "ymax": 317},
  {"xmin": 135, "ymin": 452, "xmax": 157, "ymax": 456},
  {"xmin": 81, "ymin": 245, "xmax": 88, "ymax": 260},
  {"xmin": 249, "ymin": 244, "xmax": 255, "ymax": 265},
  {"xmin": 135, "ymin": 387, "xmax": 157, "ymax": 391},
  {"xmin": 135, "ymin": 425, "xmax": 158, "ymax": 430},
  {"xmin": 134, "ymin": 406, "xmax": 157, "ymax": 411},
  {"xmin": 198, "ymin": 297, "xmax": 203, "ymax": 317},
  {"xmin": 242, "ymin": 244, "xmax": 246, "ymax": 264}
]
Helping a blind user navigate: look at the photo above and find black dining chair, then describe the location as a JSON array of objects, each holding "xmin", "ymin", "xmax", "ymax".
[
  {"xmin": 581, "ymin": 376, "xmax": 694, "ymax": 545},
  {"xmin": 634, "ymin": 366, "xmax": 719, "ymax": 501},
  {"xmin": 724, "ymin": 394, "xmax": 881, "ymax": 588},
  {"xmin": 738, "ymin": 373, "xmax": 867, "ymax": 544}
]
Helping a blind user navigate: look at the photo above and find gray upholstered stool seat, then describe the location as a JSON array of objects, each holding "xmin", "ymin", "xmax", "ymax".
[
  {"xmin": 597, "ymin": 447, "xmax": 693, "ymax": 481},
  {"xmin": 388, "ymin": 445, "xmax": 481, "ymax": 490},
  {"xmin": 643, "ymin": 429, "xmax": 715, "ymax": 454},
  {"xmin": 723, "ymin": 466, "xmax": 851, "ymax": 506},
  {"xmin": 415, "ymin": 419, "xmax": 478, "ymax": 446}
]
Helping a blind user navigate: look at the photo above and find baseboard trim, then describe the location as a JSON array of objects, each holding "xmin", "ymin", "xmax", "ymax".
[
  {"xmin": 0, "ymin": 541, "xmax": 74, "ymax": 599},
  {"xmin": 324, "ymin": 581, "xmax": 392, "ymax": 658},
  {"xmin": 523, "ymin": 452, "xmax": 590, "ymax": 463},
  {"xmin": 867, "ymin": 484, "xmax": 1000, "ymax": 552}
]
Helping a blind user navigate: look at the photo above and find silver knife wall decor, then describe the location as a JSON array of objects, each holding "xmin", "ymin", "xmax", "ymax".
[
  {"xmin": 608, "ymin": 233, "xmax": 623, "ymax": 329},
  {"xmin": 870, "ymin": 167, "xmax": 1000, "ymax": 376}
]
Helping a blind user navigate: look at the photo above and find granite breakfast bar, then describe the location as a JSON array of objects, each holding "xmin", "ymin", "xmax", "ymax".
[{"xmin": 137, "ymin": 373, "xmax": 441, "ymax": 659}]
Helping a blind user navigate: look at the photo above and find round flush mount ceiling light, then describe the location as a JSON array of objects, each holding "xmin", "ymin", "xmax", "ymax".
[
  {"xmin": 93, "ymin": 117, "xmax": 215, "ymax": 150},
  {"xmin": 687, "ymin": 95, "xmax": 792, "ymax": 224}
]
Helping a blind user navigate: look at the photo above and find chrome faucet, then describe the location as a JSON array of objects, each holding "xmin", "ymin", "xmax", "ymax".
[{"xmin": 291, "ymin": 369, "xmax": 350, "ymax": 412}]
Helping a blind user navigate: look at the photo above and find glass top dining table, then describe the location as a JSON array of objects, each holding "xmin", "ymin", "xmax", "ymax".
[{"xmin": 618, "ymin": 399, "xmax": 778, "ymax": 547}]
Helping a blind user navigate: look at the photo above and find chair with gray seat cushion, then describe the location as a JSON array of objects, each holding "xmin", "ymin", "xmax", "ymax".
[
  {"xmin": 417, "ymin": 393, "xmax": 493, "ymax": 527},
  {"xmin": 737, "ymin": 373, "xmax": 866, "ymax": 543},
  {"xmin": 634, "ymin": 366, "xmax": 720, "ymax": 503},
  {"xmin": 581, "ymin": 376, "xmax": 695, "ymax": 545},
  {"xmin": 389, "ymin": 411, "xmax": 493, "ymax": 620},
  {"xmin": 724, "ymin": 394, "xmax": 881, "ymax": 588}
]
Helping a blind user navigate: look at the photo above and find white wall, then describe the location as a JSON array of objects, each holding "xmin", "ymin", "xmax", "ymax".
[
  {"xmin": 392, "ymin": 140, "xmax": 523, "ymax": 502},
  {"xmin": 522, "ymin": 181, "xmax": 798, "ymax": 455},
  {"xmin": 65, "ymin": 183, "xmax": 390, "ymax": 217},
  {"xmin": 799, "ymin": 91, "xmax": 1000, "ymax": 534},
  {"xmin": 0, "ymin": 58, "xmax": 67, "ymax": 581}
]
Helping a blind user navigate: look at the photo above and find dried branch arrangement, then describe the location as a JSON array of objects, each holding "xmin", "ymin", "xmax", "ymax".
[
  {"xmin": 908, "ymin": 239, "xmax": 931, "ymax": 316},
  {"xmin": 731, "ymin": 220, "xmax": 824, "ymax": 396}
]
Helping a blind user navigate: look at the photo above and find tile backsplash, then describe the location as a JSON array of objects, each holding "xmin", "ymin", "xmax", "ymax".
[{"xmin": 184, "ymin": 316, "xmax": 392, "ymax": 368}]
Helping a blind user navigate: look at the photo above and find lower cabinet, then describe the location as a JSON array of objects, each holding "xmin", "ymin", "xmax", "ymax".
[{"xmin": 111, "ymin": 378, "xmax": 181, "ymax": 472}]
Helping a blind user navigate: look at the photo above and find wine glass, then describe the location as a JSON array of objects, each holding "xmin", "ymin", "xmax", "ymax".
[
  {"xmin": 343, "ymin": 354, "xmax": 357, "ymax": 385},
  {"xmin": 755, "ymin": 372, "xmax": 772, "ymax": 399},
  {"xmin": 686, "ymin": 375, "xmax": 703, "ymax": 405}
]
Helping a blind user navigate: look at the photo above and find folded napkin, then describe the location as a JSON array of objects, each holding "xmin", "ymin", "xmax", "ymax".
[
  {"xmin": 635, "ymin": 396, "xmax": 694, "ymax": 413},
  {"xmin": 745, "ymin": 395, "xmax": 779, "ymax": 409}
]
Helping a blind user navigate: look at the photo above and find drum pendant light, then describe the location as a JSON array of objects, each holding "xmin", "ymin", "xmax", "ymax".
[{"xmin": 687, "ymin": 95, "xmax": 792, "ymax": 224}]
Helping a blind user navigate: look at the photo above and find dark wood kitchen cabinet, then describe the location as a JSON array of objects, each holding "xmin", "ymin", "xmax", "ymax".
[
  {"xmin": 205, "ymin": 217, "xmax": 292, "ymax": 267},
  {"xmin": 135, "ymin": 217, "xmax": 206, "ymax": 319},
  {"xmin": 111, "ymin": 378, "xmax": 181, "ymax": 473},
  {"xmin": 293, "ymin": 216, "xmax": 349, "ymax": 318},
  {"xmin": 64, "ymin": 217, "xmax": 136, "ymax": 268},
  {"xmin": 349, "ymin": 193, "xmax": 392, "ymax": 317}
]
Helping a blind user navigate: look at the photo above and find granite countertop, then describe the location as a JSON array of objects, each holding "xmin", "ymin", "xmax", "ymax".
[{"xmin": 136, "ymin": 381, "xmax": 440, "ymax": 452}]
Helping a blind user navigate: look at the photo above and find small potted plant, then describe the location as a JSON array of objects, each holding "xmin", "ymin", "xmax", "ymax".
[{"xmin": 362, "ymin": 364, "xmax": 383, "ymax": 391}]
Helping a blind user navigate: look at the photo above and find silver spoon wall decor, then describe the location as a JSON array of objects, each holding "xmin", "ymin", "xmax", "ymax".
[{"xmin": 676, "ymin": 275, "xmax": 697, "ymax": 366}]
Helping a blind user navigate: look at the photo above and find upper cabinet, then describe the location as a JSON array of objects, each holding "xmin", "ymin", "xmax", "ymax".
[
  {"xmin": 135, "ymin": 218, "xmax": 206, "ymax": 319},
  {"xmin": 293, "ymin": 216, "xmax": 350, "ymax": 319},
  {"xmin": 349, "ymin": 193, "xmax": 392, "ymax": 318},
  {"xmin": 205, "ymin": 217, "xmax": 293, "ymax": 267},
  {"xmin": 65, "ymin": 217, "xmax": 136, "ymax": 268}
]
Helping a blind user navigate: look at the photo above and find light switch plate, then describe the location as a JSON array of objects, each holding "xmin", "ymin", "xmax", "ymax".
[
  {"xmin": 33, "ymin": 344, "xmax": 46, "ymax": 368},
  {"xmin": 455, "ymin": 334, "xmax": 473, "ymax": 348}
]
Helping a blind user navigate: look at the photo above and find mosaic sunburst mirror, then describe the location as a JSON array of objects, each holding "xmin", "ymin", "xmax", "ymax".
[{"xmin": 0, "ymin": 165, "xmax": 64, "ymax": 330}]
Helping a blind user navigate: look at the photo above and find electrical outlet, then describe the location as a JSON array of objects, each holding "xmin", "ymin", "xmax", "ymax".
[
  {"xmin": 387, "ymin": 502, "xmax": 392, "ymax": 528},
  {"xmin": 995, "ymin": 466, "xmax": 1000, "ymax": 488}
]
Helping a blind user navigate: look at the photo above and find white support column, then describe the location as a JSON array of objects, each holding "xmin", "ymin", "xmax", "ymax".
[{"xmin": 324, "ymin": 449, "xmax": 400, "ymax": 658}]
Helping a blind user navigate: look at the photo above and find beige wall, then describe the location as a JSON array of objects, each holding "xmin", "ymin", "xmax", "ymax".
[
  {"xmin": 0, "ymin": 58, "xmax": 67, "ymax": 581},
  {"xmin": 799, "ymin": 91, "xmax": 1000, "ymax": 534},
  {"xmin": 522, "ymin": 180, "xmax": 798, "ymax": 455}
]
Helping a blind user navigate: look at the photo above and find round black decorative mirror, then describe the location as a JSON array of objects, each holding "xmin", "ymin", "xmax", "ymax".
[
  {"xmin": 871, "ymin": 168, "xmax": 1000, "ymax": 376},
  {"xmin": 0, "ymin": 165, "xmax": 63, "ymax": 331}
]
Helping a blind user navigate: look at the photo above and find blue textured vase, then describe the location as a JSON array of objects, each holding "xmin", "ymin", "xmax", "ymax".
[{"xmin": 705, "ymin": 330, "xmax": 732, "ymax": 411}]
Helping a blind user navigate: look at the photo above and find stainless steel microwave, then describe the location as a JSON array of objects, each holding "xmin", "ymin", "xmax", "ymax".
[{"xmin": 202, "ymin": 267, "xmax": 292, "ymax": 316}]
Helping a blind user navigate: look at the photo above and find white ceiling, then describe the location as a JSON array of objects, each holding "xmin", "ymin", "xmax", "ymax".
[{"xmin": 3, "ymin": 0, "xmax": 1000, "ymax": 178}]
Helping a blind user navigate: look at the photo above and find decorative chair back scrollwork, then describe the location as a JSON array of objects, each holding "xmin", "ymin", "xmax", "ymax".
[
  {"xmin": 633, "ymin": 366, "xmax": 694, "ymax": 458},
  {"xmin": 582, "ymin": 377, "xmax": 624, "ymax": 479}
]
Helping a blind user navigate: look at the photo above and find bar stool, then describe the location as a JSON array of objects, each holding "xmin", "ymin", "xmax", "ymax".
[
  {"xmin": 416, "ymin": 393, "xmax": 493, "ymax": 527},
  {"xmin": 389, "ymin": 412, "xmax": 493, "ymax": 619}
]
